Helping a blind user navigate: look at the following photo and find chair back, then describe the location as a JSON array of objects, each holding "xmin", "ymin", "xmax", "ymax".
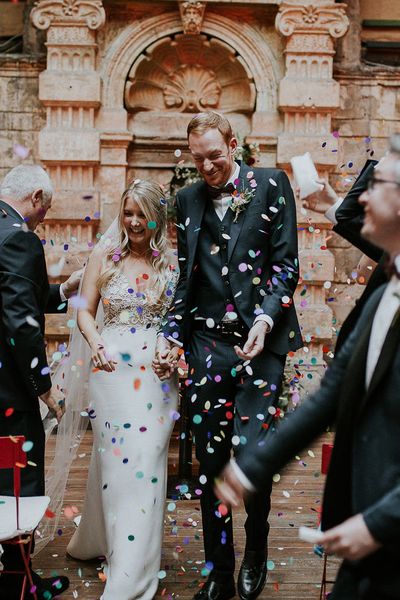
[{"xmin": 0, "ymin": 436, "xmax": 27, "ymax": 529}]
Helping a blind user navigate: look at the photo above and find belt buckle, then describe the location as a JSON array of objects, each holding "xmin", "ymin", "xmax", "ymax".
[{"xmin": 220, "ymin": 321, "xmax": 231, "ymax": 336}]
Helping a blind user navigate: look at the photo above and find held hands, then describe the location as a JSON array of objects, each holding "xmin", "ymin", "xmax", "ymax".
[
  {"xmin": 319, "ymin": 514, "xmax": 382, "ymax": 561},
  {"xmin": 214, "ymin": 463, "xmax": 248, "ymax": 509},
  {"xmin": 234, "ymin": 321, "xmax": 269, "ymax": 361},
  {"xmin": 62, "ymin": 268, "xmax": 84, "ymax": 299},
  {"xmin": 91, "ymin": 339, "xmax": 117, "ymax": 372},
  {"xmin": 152, "ymin": 336, "xmax": 180, "ymax": 380},
  {"xmin": 301, "ymin": 178, "xmax": 339, "ymax": 214},
  {"xmin": 39, "ymin": 389, "xmax": 65, "ymax": 424}
]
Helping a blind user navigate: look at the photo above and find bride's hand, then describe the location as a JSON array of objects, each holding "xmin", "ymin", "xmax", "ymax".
[
  {"xmin": 91, "ymin": 340, "xmax": 117, "ymax": 372},
  {"xmin": 152, "ymin": 345, "xmax": 180, "ymax": 380}
]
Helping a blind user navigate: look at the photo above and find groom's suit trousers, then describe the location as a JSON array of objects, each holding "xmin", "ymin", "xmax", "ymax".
[{"xmin": 188, "ymin": 328, "xmax": 285, "ymax": 576}]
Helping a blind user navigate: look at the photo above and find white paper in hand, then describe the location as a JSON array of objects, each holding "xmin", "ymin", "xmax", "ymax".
[
  {"xmin": 299, "ymin": 526, "xmax": 324, "ymax": 544},
  {"xmin": 291, "ymin": 152, "xmax": 324, "ymax": 200}
]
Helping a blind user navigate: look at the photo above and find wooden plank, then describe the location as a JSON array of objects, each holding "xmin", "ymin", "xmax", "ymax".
[{"xmin": 34, "ymin": 432, "xmax": 339, "ymax": 598}]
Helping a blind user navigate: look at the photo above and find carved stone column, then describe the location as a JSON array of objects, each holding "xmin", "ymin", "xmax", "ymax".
[
  {"xmin": 276, "ymin": 1, "xmax": 349, "ymax": 165},
  {"xmin": 275, "ymin": 1, "xmax": 349, "ymax": 386},
  {"xmin": 31, "ymin": 0, "xmax": 105, "ymax": 353}
]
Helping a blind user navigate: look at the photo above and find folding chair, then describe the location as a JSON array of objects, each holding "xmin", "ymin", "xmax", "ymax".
[
  {"xmin": 0, "ymin": 435, "xmax": 50, "ymax": 600},
  {"xmin": 319, "ymin": 442, "xmax": 334, "ymax": 600}
]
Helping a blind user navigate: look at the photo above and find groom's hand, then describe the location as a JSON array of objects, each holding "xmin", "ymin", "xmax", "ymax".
[
  {"xmin": 234, "ymin": 321, "xmax": 269, "ymax": 360},
  {"xmin": 39, "ymin": 389, "xmax": 65, "ymax": 423}
]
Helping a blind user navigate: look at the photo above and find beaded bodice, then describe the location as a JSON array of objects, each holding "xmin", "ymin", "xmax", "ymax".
[{"xmin": 101, "ymin": 269, "xmax": 178, "ymax": 333}]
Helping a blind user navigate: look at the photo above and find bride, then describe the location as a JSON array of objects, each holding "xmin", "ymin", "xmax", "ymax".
[{"xmin": 65, "ymin": 179, "xmax": 180, "ymax": 599}]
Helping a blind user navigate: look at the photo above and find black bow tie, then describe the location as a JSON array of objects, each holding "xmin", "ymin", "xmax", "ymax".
[{"xmin": 207, "ymin": 182, "xmax": 235, "ymax": 199}]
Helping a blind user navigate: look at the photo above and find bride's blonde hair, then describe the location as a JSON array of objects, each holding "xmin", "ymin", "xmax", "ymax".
[{"xmin": 97, "ymin": 179, "xmax": 174, "ymax": 305}]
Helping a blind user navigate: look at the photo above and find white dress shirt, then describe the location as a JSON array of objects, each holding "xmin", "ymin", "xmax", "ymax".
[{"xmin": 366, "ymin": 256, "xmax": 400, "ymax": 387}]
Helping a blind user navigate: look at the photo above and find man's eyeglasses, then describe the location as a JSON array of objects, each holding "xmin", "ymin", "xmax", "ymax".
[{"xmin": 367, "ymin": 177, "xmax": 400, "ymax": 191}]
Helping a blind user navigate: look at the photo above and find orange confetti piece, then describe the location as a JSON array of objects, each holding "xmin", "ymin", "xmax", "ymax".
[{"xmin": 134, "ymin": 378, "xmax": 141, "ymax": 390}]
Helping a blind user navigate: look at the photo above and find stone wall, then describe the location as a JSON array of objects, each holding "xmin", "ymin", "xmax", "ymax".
[{"xmin": 0, "ymin": 56, "xmax": 45, "ymax": 181}]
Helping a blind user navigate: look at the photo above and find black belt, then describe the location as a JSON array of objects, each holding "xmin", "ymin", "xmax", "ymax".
[{"xmin": 192, "ymin": 319, "xmax": 248, "ymax": 337}]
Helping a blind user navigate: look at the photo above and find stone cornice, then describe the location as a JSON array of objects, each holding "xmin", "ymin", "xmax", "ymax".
[
  {"xmin": 30, "ymin": 0, "xmax": 106, "ymax": 30},
  {"xmin": 276, "ymin": 2, "xmax": 349, "ymax": 39}
]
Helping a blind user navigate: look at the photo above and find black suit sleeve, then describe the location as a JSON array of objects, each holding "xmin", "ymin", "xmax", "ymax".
[
  {"xmin": 160, "ymin": 192, "xmax": 187, "ymax": 344},
  {"xmin": 260, "ymin": 170, "xmax": 299, "ymax": 325},
  {"xmin": 46, "ymin": 283, "xmax": 67, "ymax": 313},
  {"xmin": 363, "ymin": 476, "xmax": 400, "ymax": 545},
  {"xmin": 0, "ymin": 229, "xmax": 51, "ymax": 398},
  {"xmin": 333, "ymin": 160, "xmax": 383, "ymax": 262},
  {"xmin": 235, "ymin": 316, "xmax": 367, "ymax": 491}
]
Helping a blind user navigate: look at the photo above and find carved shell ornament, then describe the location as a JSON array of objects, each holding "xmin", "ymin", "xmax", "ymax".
[
  {"xmin": 125, "ymin": 34, "xmax": 255, "ymax": 114},
  {"xmin": 163, "ymin": 65, "xmax": 221, "ymax": 112}
]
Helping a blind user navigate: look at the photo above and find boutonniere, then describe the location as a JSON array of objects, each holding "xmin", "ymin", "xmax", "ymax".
[{"xmin": 229, "ymin": 171, "xmax": 257, "ymax": 223}]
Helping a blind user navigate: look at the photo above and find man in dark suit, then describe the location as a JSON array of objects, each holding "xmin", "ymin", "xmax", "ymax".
[
  {"xmin": 216, "ymin": 134, "xmax": 400, "ymax": 600},
  {"xmin": 0, "ymin": 164, "xmax": 81, "ymax": 599},
  {"xmin": 155, "ymin": 112, "xmax": 302, "ymax": 600}
]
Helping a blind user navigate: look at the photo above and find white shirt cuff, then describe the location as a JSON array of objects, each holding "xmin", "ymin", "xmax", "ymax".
[
  {"xmin": 59, "ymin": 284, "xmax": 67, "ymax": 302},
  {"xmin": 230, "ymin": 458, "xmax": 256, "ymax": 492},
  {"xmin": 254, "ymin": 314, "xmax": 274, "ymax": 332},
  {"xmin": 156, "ymin": 332, "xmax": 183, "ymax": 348},
  {"xmin": 324, "ymin": 197, "xmax": 344, "ymax": 225}
]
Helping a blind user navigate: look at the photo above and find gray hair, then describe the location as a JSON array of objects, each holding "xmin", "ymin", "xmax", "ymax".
[
  {"xmin": 389, "ymin": 133, "xmax": 400, "ymax": 183},
  {"xmin": 0, "ymin": 165, "xmax": 53, "ymax": 204}
]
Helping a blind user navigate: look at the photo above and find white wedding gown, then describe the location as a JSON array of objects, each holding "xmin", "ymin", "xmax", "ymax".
[{"xmin": 67, "ymin": 270, "xmax": 179, "ymax": 600}]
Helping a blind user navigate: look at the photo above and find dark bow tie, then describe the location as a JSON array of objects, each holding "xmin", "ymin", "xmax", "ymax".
[{"xmin": 207, "ymin": 182, "xmax": 235, "ymax": 199}]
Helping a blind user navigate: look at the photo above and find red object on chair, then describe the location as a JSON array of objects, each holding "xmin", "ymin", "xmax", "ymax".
[{"xmin": 0, "ymin": 435, "xmax": 37, "ymax": 600}]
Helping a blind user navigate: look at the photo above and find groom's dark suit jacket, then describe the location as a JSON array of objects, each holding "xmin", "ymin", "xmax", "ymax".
[
  {"xmin": 0, "ymin": 199, "xmax": 65, "ymax": 412},
  {"xmin": 162, "ymin": 162, "xmax": 302, "ymax": 355},
  {"xmin": 237, "ymin": 284, "xmax": 400, "ymax": 595}
]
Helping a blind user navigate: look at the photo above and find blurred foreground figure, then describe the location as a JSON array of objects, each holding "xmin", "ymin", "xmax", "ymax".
[{"xmin": 216, "ymin": 134, "xmax": 400, "ymax": 600}]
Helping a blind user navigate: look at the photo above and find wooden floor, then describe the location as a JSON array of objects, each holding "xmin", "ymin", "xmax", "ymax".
[{"xmin": 34, "ymin": 430, "xmax": 339, "ymax": 599}]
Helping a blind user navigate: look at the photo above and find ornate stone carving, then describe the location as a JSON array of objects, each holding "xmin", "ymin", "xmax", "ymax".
[
  {"xmin": 276, "ymin": 2, "xmax": 349, "ymax": 39},
  {"xmin": 179, "ymin": 1, "xmax": 206, "ymax": 35},
  {"xmin": 163, "ymin": 65, "xmax": 221, "ymax": 112},
  {"xmin": 125, "ymin": 34, "xmax": 255, "ymax": 115},
  {"xmin": 31, "ymin": 0, "xmax": 106, "ymax": 30}
]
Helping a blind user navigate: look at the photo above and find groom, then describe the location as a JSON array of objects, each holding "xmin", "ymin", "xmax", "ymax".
[
  {"xmin": 0, "ymin": 165, "xmax": 81, "ymax": 599},
  {"xmin": 156, "ymin": 112, "xmax": 302, "ymax": 600}
]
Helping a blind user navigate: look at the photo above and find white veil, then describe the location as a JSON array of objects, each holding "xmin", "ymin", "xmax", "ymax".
[{"xmin": 35, "ymin": 219, "xmax": 119, "ymax": 553}]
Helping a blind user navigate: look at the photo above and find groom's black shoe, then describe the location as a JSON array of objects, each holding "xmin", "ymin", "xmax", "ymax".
[
  {"xmin": 193, "ymin": 576, "xmax": 235, "ymax": 600},
  {"xmin": 237, "ymin": 551, "xmax": 268, "ymax": 600},
  {"xmin": 0, "ymin": 572, "xmax": 69, "ymax": 599}
]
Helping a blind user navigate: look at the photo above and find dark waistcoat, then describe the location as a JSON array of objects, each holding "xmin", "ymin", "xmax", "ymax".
[{"xmin": 193, "ymin": 199, "xmax": 238, "ymax": 323}]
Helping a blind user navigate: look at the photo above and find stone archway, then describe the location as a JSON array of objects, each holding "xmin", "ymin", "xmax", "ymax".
[{"xmin": 97, "ymin": 10, "xmax": 283, "ymax": 224}]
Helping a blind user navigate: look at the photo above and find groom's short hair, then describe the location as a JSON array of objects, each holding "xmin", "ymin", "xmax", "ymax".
[{"xmin": 187, "ymin": 111, "xmax": 233, "ymax": 147}]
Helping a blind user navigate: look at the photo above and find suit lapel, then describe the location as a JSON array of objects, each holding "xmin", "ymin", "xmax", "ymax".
[
  {"xmin": 362, "ymin": 304, "xmax": 400, "ymax": 411},
  {"xmin": 227, "ymin": 162, "xmax": 255, "ymax": 263},
  {"xmin": 186, "ymin": 182, "xmax": 208, "ymax": 275},
  {"xmin": 0, "ymin": 200, "xmax": 24, "ymax": 223},
  {"xmin": 337, "ymin": 288, "xmax": 384, "ymax": 423}
]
